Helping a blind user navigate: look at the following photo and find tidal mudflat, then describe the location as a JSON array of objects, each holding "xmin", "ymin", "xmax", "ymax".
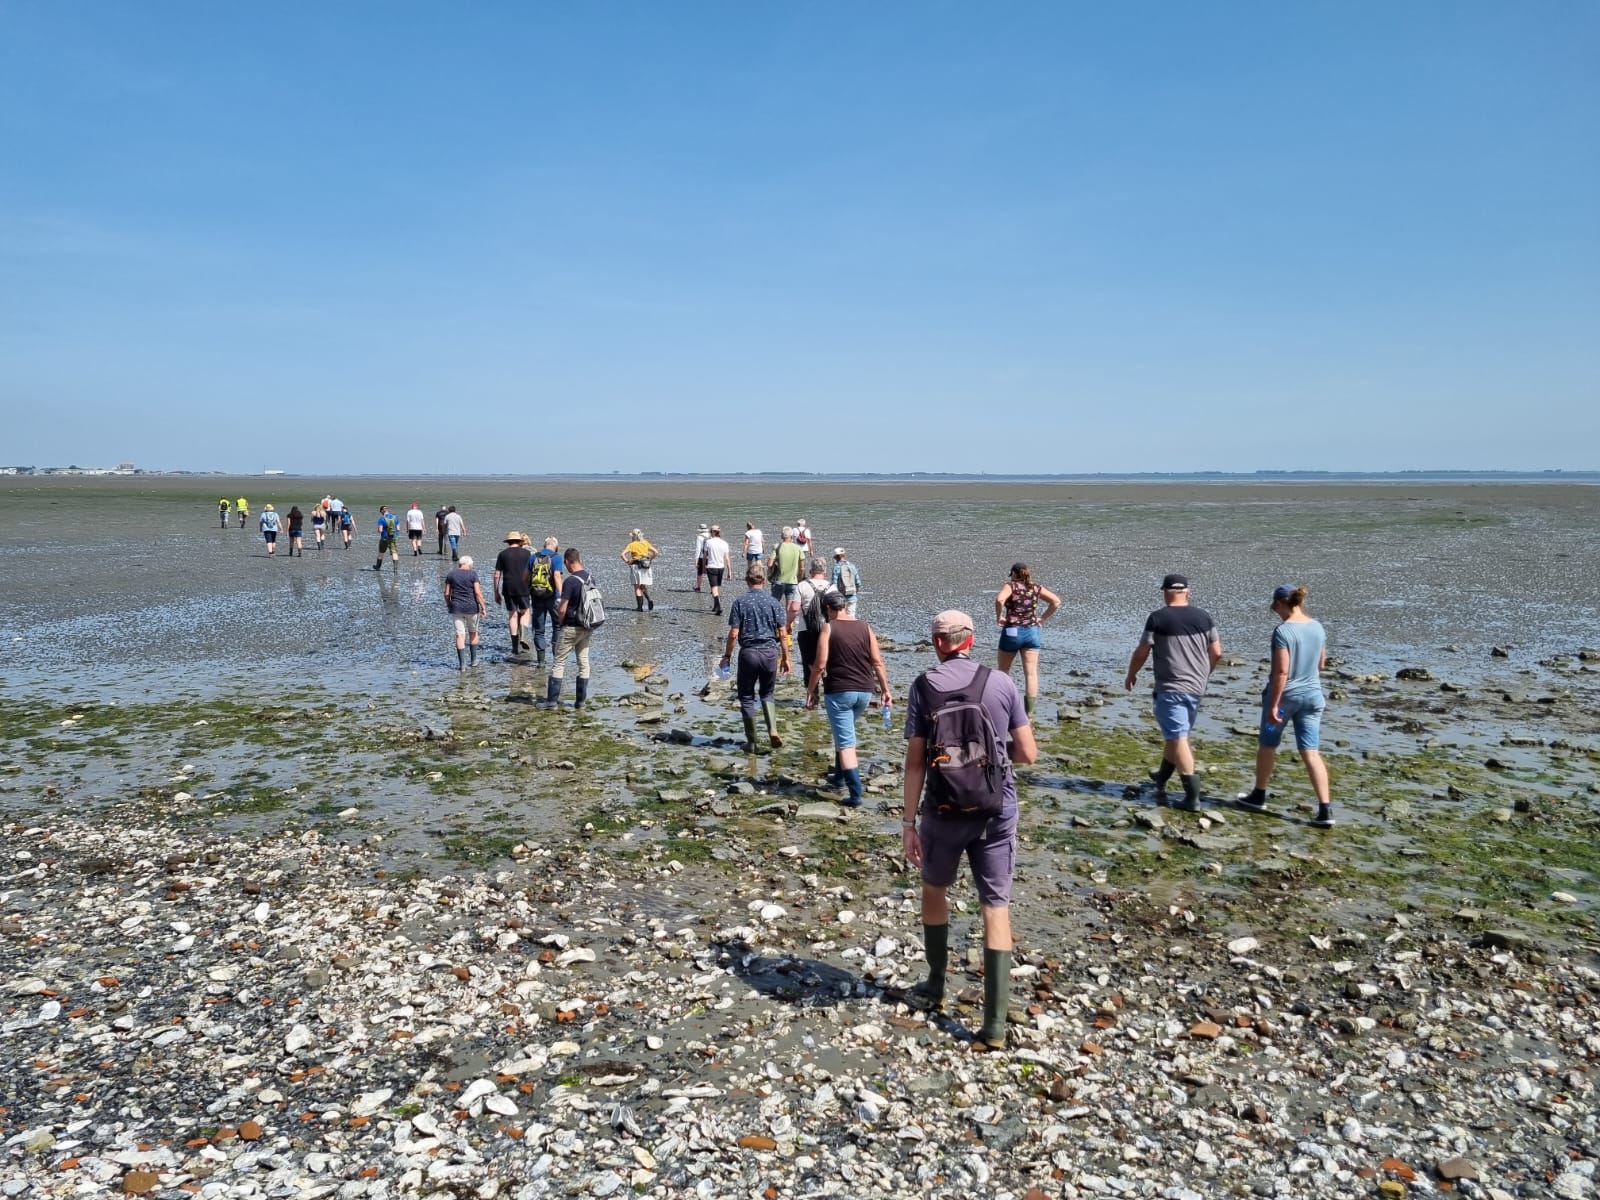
[{"xmin": 1, "ymin": 477, "xmax": 1597, "ymax": 1198}]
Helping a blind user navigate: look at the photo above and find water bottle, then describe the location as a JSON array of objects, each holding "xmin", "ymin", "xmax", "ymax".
[
  {"xmin": 716, "ymin": 662, "xmax": 731, "ymax": 681},
  {"xmin": 881, "ymin": 701, "xmax": 892, "ymax": 730}
]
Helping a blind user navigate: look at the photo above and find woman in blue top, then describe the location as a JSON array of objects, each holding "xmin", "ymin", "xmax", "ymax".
[{"xmin": 1237, "ymin": 585, "xmax": 1334, "ymax": 828}]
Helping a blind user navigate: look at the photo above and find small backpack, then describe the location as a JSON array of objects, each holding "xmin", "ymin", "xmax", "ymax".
[
  {"xmin": 529, "ymin": 552, "xmax": 555, "ymax": 596},
  {"xmin": 837, "ymin": 561, "xmax": 859, "ymax": 596},
  {"xmin": 913, "ymin": 665, "xmax": 1007, "ymax": 819},
  {"xmin": 575, "ymin": 571, "xmax": 606, "ymax": 630},
  {"xmin": 800, "ymin": 582, "xmax": 833, "ymax": 635}
]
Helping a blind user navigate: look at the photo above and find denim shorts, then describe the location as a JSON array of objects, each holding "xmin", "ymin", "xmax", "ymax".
[
  {"xmin": 823, "ymin": 691, "xmax": 872, "ymax": 749},
  {"xmin": 1152, "ymin": 691, "xmax": 1201, "ymax": 739},
  {"xmin": 770, "ymin": 582, "xmax": 796, "ymax": 604},
  {"xmin": 1259, "ymin": 689, "xmax": 1325, "ymax": 751},
  {"xmin": 998, "ymin": 625, "xmax": 1042, "ymax": 653}
]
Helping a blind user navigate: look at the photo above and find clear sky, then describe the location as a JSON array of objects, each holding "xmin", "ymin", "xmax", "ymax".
[{"xmin": 2, "ymin": 3, "xmax": 1596, "ymax": 474}]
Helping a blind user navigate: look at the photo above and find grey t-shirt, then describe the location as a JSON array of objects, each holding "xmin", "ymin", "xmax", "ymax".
[
  {"xmin": 1272, "ymin": 619, "xmax": 1326, "ymax": 696},
  {"xmin": 1141, "ymin": 605, "xmax": 1220, "ymax": 696}
]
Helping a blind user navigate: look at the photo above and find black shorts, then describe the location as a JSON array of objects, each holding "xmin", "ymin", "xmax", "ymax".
[
  {"xmin": 502, "ymin": 592, "xmax": 532, "ymax": 613},
  {"xmin": 706, "ymin": 567, "xmax": 725, "ymax": 587},
  {"xmin": 408, "ymin": 526, "xmax": 424, "ymax": 538}
]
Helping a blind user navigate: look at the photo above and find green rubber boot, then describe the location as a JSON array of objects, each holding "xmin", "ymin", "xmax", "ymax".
[
  {"xmin": 979, "ymin": 948, "xmax": 1012, "ymax": 1048},
  {"xmin": 906, "ymin": 923, "xmax": 948, "ymax": 1011},
  {"xmin": 762, "ymin": 700, "xmax": 783, "ymax": 748}
]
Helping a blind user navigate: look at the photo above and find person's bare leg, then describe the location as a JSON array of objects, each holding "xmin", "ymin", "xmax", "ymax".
[
  {"xmin": 980, "ymin": 902, "xmax": 1012, "ymax": 951},
  {"xmin": 1254, "ymin": 745, "xmax": 1277, "ymax": 791},
  {"xmin": 1020, "ymin": 649, "xmax": 1040, "ymax": 716},
  {"xmin": 1302, "ymin": 749, "xmax": 1331, "ymax": 806},
  {"xmin": 997, "ymin": 649, "xmax": 1017, "ymax": 677},
  {"xmin": 921, "ymin": 884, "xmax": 948, "ymax": 926},
  {"xmin": 1167, "ymin": 737, "xmax": 1195, "ymax": 775}
]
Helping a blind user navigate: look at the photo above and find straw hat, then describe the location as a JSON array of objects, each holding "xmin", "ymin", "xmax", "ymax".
[{"xmin": 504, "ymin": 530, "xmax": 528, "ymax": 544}]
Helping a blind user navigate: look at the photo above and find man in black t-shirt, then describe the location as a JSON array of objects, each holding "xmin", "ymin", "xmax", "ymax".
[
  {"xmin": 494, "ymin": 532, "xmax": 534, "ymax": 656},
  {"xmin": 434, "ymin": 506, "xmax": 450, "ymax": 556}
]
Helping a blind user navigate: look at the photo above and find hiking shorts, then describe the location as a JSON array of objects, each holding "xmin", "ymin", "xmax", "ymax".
[
  {"xmin": 824, "ymin": 691, "xmax": 872, "ymax": 749},
  {"xmin": 705, "ymin": 568, "xmax": 725, "ymax": 588},
  {"xmin": 1259, "ymin": 688, "xmax": 1325, "ymax": 752},
  {"xmin": 452, "ymin": 613, "xmax": 481, "ymax": 639},
  {"xmin": 918, "ymin": 807, "xmax": 1018, "ymax": 908},
  {"xmin": 1153, "ymin": 691, "xmax": 1201, "ymax": 740},
  {"xmin": 262, "ymin": 531, "xmax": 277, "ymax": 544},
  {"xmin": 502, "ymin": 591, "xmax": 531, "ymax": 613},
  {"xmin": 998, "ymin": 625, "xmax": 1043, "ymax": 653}
]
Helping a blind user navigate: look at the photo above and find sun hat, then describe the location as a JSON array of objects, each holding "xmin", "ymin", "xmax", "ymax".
[
  {"xmin": 504, "ymin": 530, "xmax": 527, "ymax": 544},
  {"xmin": 931, "ymin": 609, "xmax": 974, "ymax": 638},
  {"xmin": 263, "ymin": 503, "xmax": 274, "ymax": 511},
  {"xmin": 1161, "ymin": 573, "xmax": 1189, "ymax": 591}
]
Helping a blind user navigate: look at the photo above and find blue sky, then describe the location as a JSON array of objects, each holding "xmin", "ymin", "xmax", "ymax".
[{"xmin": 2, "ymin": 3, "xmax": 1596, "ymax": 473}]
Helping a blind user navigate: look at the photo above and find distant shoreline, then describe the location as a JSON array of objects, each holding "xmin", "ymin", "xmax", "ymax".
[{"xmin": 7, "ymin": 469, "xmax": 1597, "ymax": 484}]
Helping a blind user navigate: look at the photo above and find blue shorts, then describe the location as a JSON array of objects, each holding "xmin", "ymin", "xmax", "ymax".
[
  {"xmin": 998, "ymin": 625, "xmax": 1042, "ymax": 653},
  {"xmin": 262, "ymin": 531, "xmax": 277, "ymax": 543},
  {"xmin": 771, "ymin": 582, "xmax": 796, "ymax": 604},
  {"xmin": 1152, "ymin": 691, "xmax": 1201, "ymax": 740},
  {"xmin": 1259, "ymin": 689, "xmax": 1325, "ymax": 751},
  {"xmin": 823, "ymin": 691, "xmax": 872, "ymax": 749}
]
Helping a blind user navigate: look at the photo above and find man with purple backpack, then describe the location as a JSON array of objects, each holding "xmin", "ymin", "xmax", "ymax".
[{"xmin": 901, "ymin": 609, "xmax": 1037, "ymax": 1050}]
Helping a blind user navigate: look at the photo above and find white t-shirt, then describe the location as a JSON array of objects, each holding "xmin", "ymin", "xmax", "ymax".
[
  {"xmin": 744, "ymin": 529, "xmax": 764, "ymax": 556},
  {"xmin": 328, "ymin": 499, "xmax": 344, "ymax": 514},
  {"xmin": 445, "ymin": 512, "xmax": 465, "ymax": 537},
  {"xmin": 694, "ymin": 532, "xmax": 708, "ymax": 559},
  {"xmin": 702, "ymin": 536, "xmax": 731, "ymax": 570},
  {"xmin": 404, "ymin": 508, "xmax": 425, "ymax": 532}
]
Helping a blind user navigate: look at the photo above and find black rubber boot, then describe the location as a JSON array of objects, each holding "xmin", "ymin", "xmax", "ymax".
[
  {"xmin": 907, "ymin": 924, "xmax": 948, "ymax": 1011},
  {"xmin": 1177, "ymin": 773, "xmax": 1200, "ymax": 812},
  {"xmin": 456, "ymin": 648, "xmax": 465, "ymax": 671},
  {"xmin": 468, "ymin": 644, "xmax": 477, "ymax": 666},
  {"xmin": 979, "ymin": 948, "xmax": 1012, "ymax": 1048},
  {"xmin": 574, "ymin": 678, "xmax": 589, "ymax": 709},
  {"xmin": 540, "ymin": 676, "xmax": 561, "ymax": 708}
]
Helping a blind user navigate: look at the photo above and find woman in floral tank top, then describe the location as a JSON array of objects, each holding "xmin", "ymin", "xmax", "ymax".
[{"xmin": 994, "ymin": 562, "xmax": 1061, "ymax": 718}]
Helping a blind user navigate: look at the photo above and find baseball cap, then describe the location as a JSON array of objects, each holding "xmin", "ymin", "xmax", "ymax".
[
  {"xmin": 1272, "ymin": 584, "xmax": 1297, "ymax": 602},
  {"xmin": 833, "ymin": 547, "xmax": 846, "ymax": 557},
  {"xmin": 931, "ymin": 609, "xmax": 974, "ymax": 639},
  {"xmin": 1161, "ymin": 573, "xmax": 1189, "ymax": 592}
]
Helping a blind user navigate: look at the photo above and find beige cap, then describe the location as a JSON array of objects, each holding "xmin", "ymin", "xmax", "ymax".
[{"xmin": 931, "ymin": 609, "xmax": 974, "ymax": 638}]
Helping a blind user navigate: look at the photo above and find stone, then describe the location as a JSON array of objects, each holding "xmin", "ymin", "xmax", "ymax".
[
  {"xmin": 737, "ymin": 1135, "xmax": 777, "ymax": 1151},
  {"xmin": 797, "ymin": 802, "xmax": 847, "ymax": 821},
  {"xmin": 1187, "ymin": 1021, "xmax": 1223, "ymax": 1040},
  {"xmin": 1395, "ymin": 667, "xmax": 1433, "ymax": 681},
  {"xmin": 239, "ymin": 1120, "xmax": 263, "ymax": 1141},
  {"xmin": 285, "ymin": 1023, "xmax": 313, "ymax": 1052},
  {"xmin": 1436, "ymin": 1158, "xmax": 1477, "ymax": 1182},
  {"xmin": 122, "ymin": 1172, "xmax": 160, "ymax": 1194},
  {"xmin": 1226, "ymin": 936, "xmax": 1259, "ymax": 955}
]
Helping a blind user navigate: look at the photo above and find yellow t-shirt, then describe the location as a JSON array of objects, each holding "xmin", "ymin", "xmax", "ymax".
[{"xmin": 625, "ymin": 540, "xmax": 655, "ymax": 564}]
